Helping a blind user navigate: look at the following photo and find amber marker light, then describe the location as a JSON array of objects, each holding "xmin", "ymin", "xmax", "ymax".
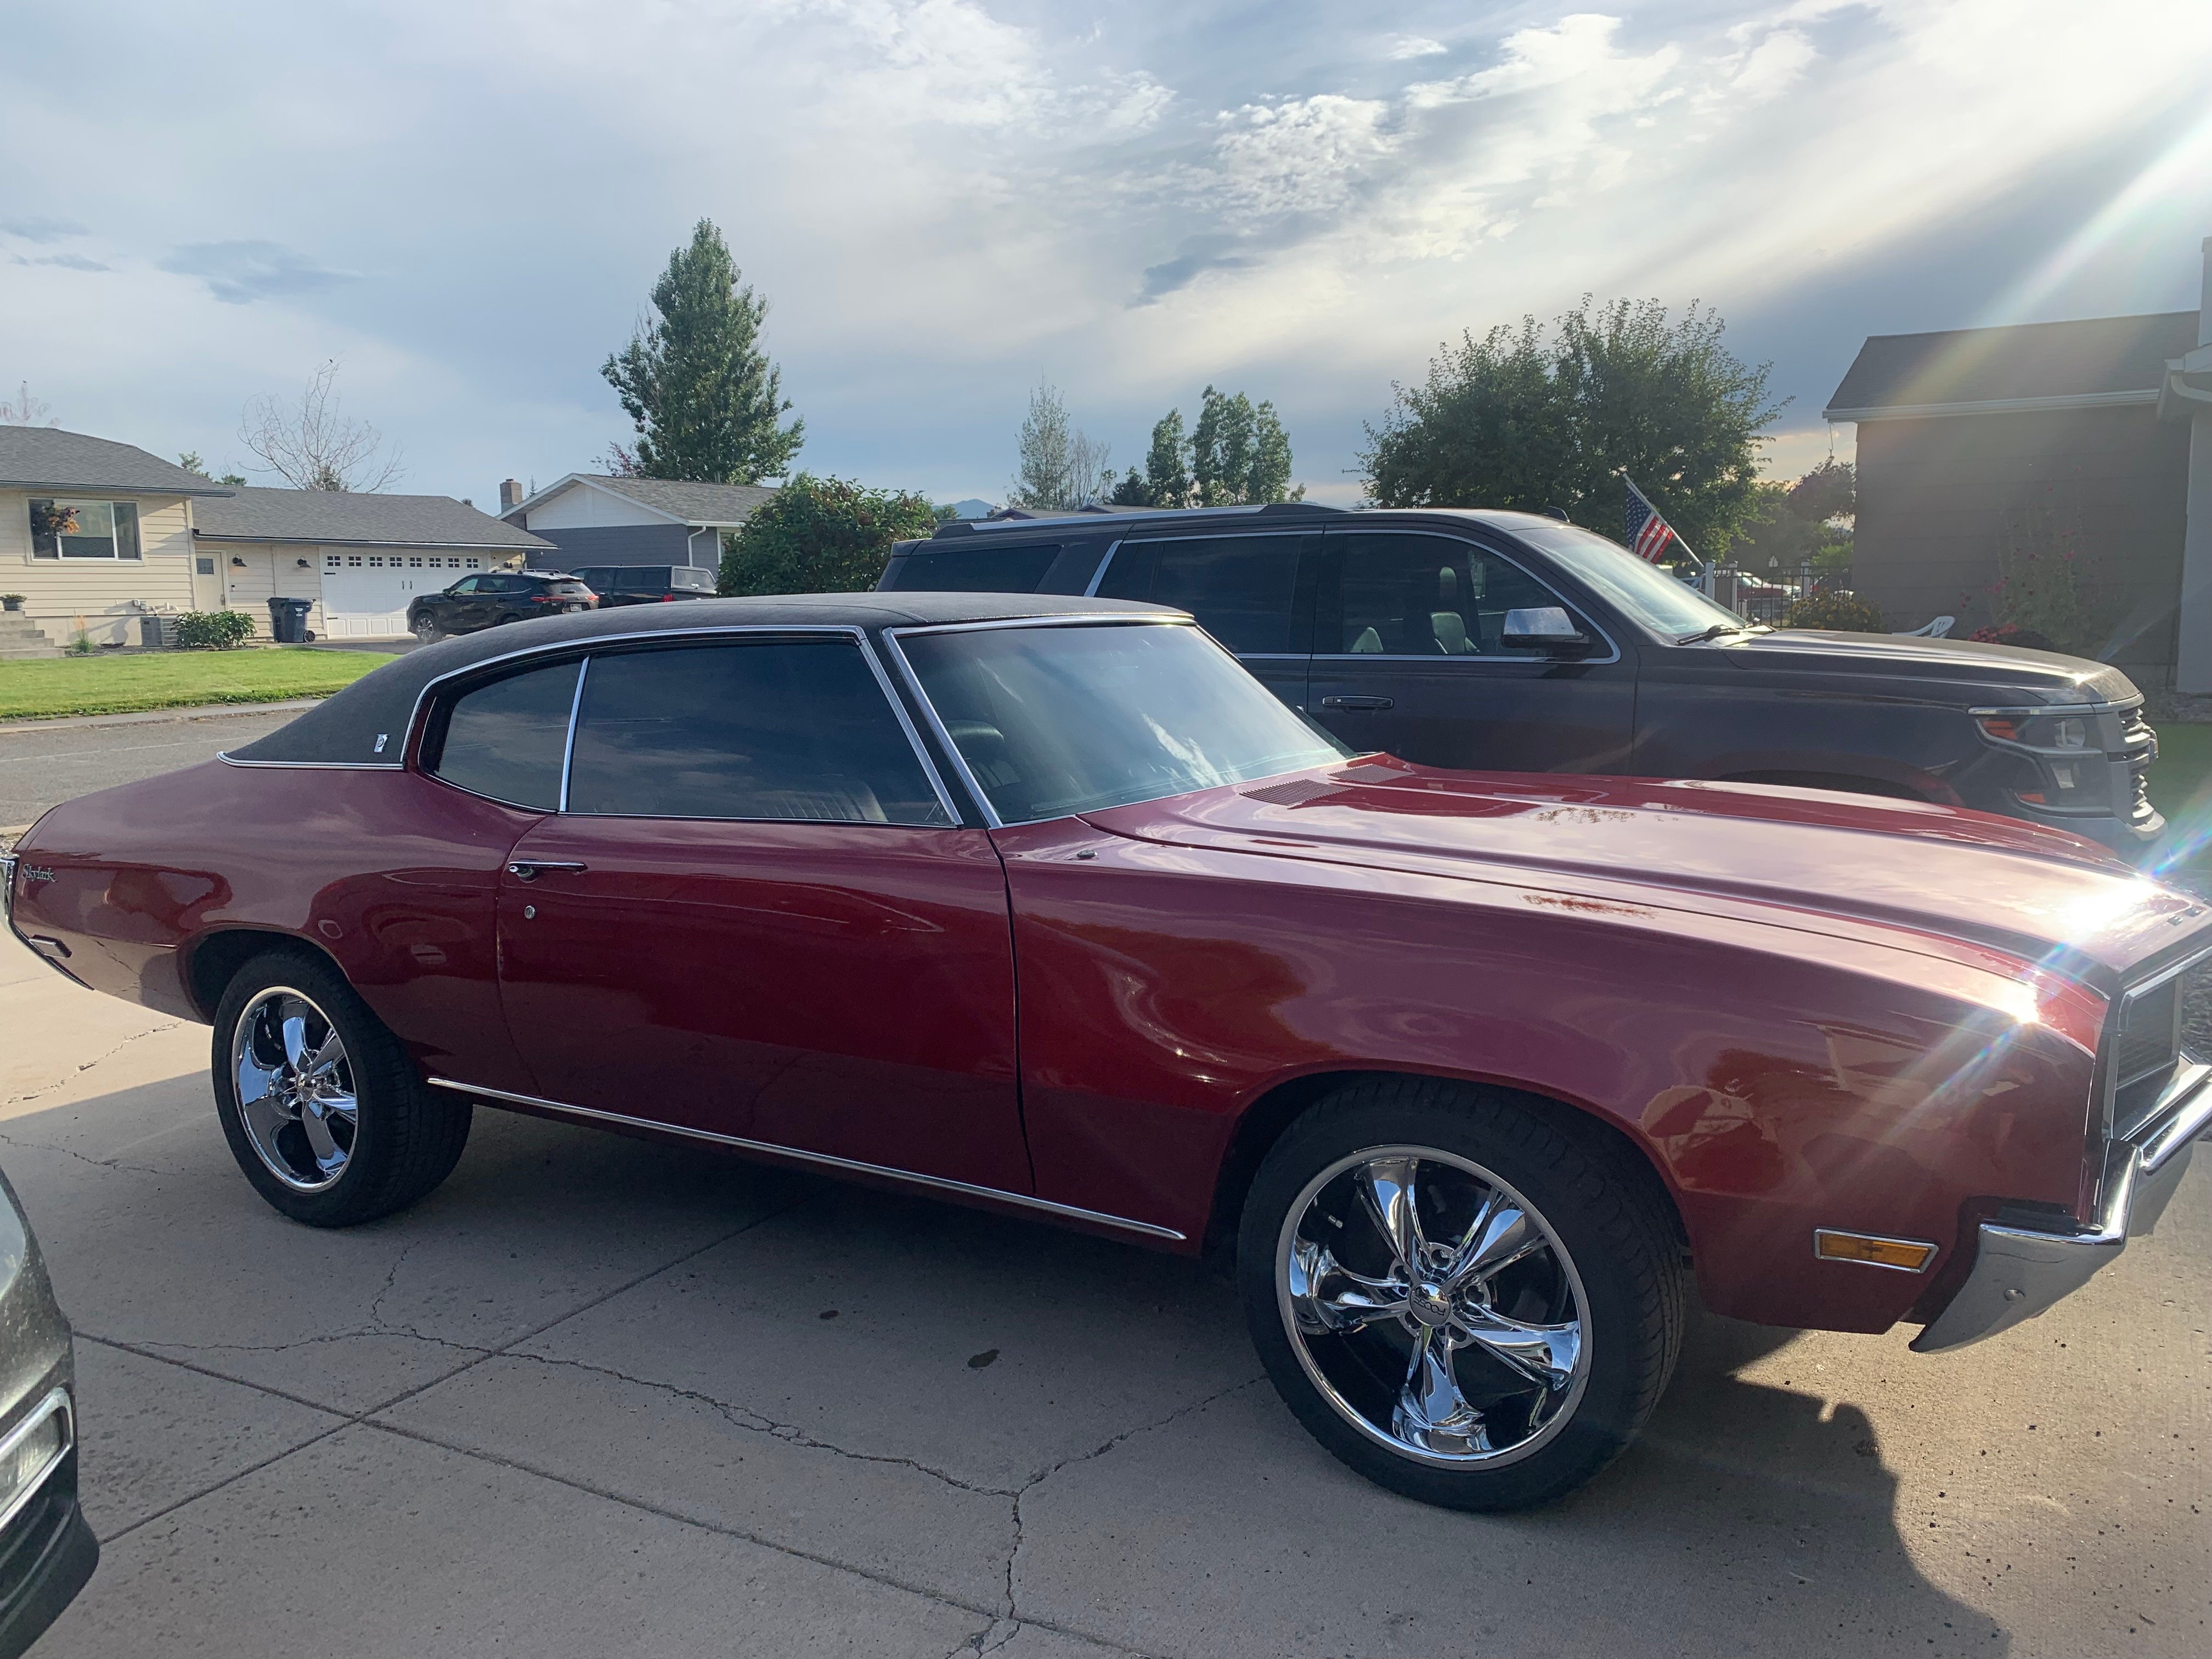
[{"xmin": 1813, "ymin": 1229, "xmax": 1938, "ymax": 1272}]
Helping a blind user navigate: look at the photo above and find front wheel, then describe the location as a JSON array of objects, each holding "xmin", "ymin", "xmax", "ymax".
[
  {"xmin": 211, "ymin": 950, "xmax": 471, "ymax": 1226},
  {"xmin": 1238, "ymin": 1077, "xmax": 1685, "ymax": 1510},
  {"xmin": 410, "ymin": 617, "xmax": 443, "ymax": 644}
]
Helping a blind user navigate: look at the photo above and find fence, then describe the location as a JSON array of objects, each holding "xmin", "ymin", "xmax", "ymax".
[{"xmin": 1695, "ymin": 563, "xmax": 1850, "ymax": 626}]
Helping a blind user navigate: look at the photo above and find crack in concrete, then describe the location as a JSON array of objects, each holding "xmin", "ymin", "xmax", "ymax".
[
  {"xmin": 0, "ymin": 1127, "xmax": 160, "ymax": 1175},
  {"xmin": 1, "ymin": 1020, "xmax": 185, "ymax": 1107},
  {"xmin": 1001, "ymin": 1376, "xmax": 1265, "ymax": 1625},
  {"xmin": 495, "ymin": 1349, "xmax": 1020, "ymax": 1499},
  {"xmin": 125, "ymin": 1328, "xmax": 495, "ymax": 1359}
]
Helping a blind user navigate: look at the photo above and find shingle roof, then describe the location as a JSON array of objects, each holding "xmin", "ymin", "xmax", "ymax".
[
  {"xmin": 1825, "ymin": 312, "xmax": 2198, "ymax": 419},
  {"xmin": 196, "ymin": 487, "xmax": 552, "ymax": 550},
  {"xmin": 0, "ymin": 427, "xmax": 235, "ymax": 496},
  {"xmin": 532, "ymin": 475, "xmax": 779, "ymax": 526}
]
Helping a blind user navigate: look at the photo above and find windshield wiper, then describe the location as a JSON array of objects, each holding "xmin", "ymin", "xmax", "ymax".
[{"xmin": 1675, "ymin": 622, "xmax": 1747, "ymax": 644}]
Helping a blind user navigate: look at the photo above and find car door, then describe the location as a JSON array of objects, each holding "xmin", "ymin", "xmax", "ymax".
[
  {"xmin": 1305, "ymin": 528, "xmax": 1638, "ymax": 774},
  {"xmin": 1091, "ymin": 532, "xmax": 1316, "ymax": 714},
  {"xmin": 431, "ymin": 574, "xmax": 484, "ymax": 631},
  {"xmin": 492, "ymin": 633, "xmax": 1032, "ymax": 1193}
]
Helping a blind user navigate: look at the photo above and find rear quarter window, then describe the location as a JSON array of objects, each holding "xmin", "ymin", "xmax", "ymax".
[{"xmin": 879, "ymin": 543, "xmax": 1063, "ymax": 594}]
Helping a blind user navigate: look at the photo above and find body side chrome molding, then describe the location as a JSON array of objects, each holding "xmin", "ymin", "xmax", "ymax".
[
  {"xmin": 429, "ymin": 1076, "xmax": 1188, "ymax": 1242},
  {"xmin": 217, "ymin": 756, "xmax": 406, "ymax": 771}
]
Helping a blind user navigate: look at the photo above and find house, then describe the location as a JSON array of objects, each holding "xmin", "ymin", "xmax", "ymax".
[
  {"xmin": 1825, "ymin": 235, "xmax": 2211, "ymax": 689},
  {"xmin": 195, "ymin": 487, "xmax": 552, "ymax": 640},
  {"xmin": 499, "ymin": 474, "xmax": 777, "ymax": 572},
  {"xmin": 1, "ymin": 427, "xmax": 235, "ymax": 650}
]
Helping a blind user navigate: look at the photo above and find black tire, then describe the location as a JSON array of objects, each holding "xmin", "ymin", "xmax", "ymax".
[
  {"xmin": 1237, "ymin": 1076, "xmax": 1684, "ymax": 1511},
  {"xmin": 211, "ymin": 947, "xmax": 471, "ymax": 1227},
  {"xmin": 410, "ymin": 617, "xmax": 443, "ymax": 644}
]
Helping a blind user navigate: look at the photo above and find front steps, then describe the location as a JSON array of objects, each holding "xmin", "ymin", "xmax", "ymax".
[{"xmin": 0, "ymin": 614, "xmax": 62, "ymax": 660}]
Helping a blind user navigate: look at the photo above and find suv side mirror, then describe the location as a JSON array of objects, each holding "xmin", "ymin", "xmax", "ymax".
[{"xmin": 1502, "ymin": 606, "xmax": 1592, "ymax": 655}]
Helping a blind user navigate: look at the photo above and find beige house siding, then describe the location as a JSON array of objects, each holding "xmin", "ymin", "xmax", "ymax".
[
  {"xmin": 216, "ymin": 545, "xmax": 326, "ymax": 639},
  {"xmin": 2, "ymin": 489, "xmax": 199, "ymax": 647}
]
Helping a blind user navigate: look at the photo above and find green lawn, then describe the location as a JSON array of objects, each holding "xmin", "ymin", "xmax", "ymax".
[
  {"xmin": 0, "ymin": 648, "xmax": 386, "ymax": 722},
  {"xmin": 2147, "ymin": 722, "xmax": 2212, "ymax": 877}
]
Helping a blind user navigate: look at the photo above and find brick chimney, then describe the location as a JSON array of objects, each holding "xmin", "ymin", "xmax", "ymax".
[{"xmin": 499, "ymin": 478, "xmax": 524, "ymax": 513}]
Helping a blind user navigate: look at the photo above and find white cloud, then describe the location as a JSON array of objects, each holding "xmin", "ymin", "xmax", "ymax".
[{"xmin": 1, "ymin": 0, "xmax": 2208, "ymax": 504}]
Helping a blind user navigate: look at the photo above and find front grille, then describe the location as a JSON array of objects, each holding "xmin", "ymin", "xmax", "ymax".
[{"xmin": 2115, "ymin": 977, "xmax": 2180, "ymax": 1086}]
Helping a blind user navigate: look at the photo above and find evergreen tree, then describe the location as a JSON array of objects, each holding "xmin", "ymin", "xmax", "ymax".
[
  {"xmin": 603, "ymin": 220, "xmax": 803, "ymax": 485},
  {"xmin": 1111, "ymin": 393, "xmax": 1300, "ymax": 507}
]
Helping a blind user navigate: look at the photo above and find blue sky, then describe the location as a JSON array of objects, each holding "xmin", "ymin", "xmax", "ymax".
[{"xmin": 3, "ymin": 1, "xmax": 2209, "ymax": 507}]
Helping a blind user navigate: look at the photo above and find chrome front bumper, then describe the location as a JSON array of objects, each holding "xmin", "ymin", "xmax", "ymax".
[{"xmin": 1913, "ymin": 1059, "xmax": 2212, "ymax": 1352}]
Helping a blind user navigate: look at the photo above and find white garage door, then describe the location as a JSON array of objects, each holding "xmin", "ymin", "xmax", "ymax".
[{"xmin": 320, "ymin": 552, "xmax": 488, "ymax": 637}]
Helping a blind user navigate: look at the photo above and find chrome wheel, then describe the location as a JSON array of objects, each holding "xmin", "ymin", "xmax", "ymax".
[
  {"xmin": 230, "ymin": 987, "xmax": 358, "ymax": 1192},
  {"xmin": 1276, "ymin": 1145, "xmax": 1591, "ymax": 1468}
]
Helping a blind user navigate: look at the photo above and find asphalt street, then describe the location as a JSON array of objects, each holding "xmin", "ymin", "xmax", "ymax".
[
  {"xmin": 0, "ymin": 707, "xmax": 303, "ymax": 829},
  {"xmin": 0, "ymin": 917, "xmax": 2205, "ymax": 1657}
]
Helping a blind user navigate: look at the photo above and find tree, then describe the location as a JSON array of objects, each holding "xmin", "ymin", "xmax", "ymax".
[
  {"xmin": 239, "ymin": 359, "xmax": 403, "ymax": 492},
  {"xmin": 1008, "ymin": 381, "xmax": 1114, "ymax": 510},
  {"xmin": 718, "ymin": 474, "xmax": 936, "ymax": 596},
  {"xmin": 1111, "ymin": 391, "xmax": 1301, "ymax": 507},
  {"xmin": 0, "ymin": 382, "xmax": 55, "ymax": 426},
  {"xmin": 603, "ymin": 219, "xmax": 803, "ymax": 485},
  {"xmin": 1736, "ymin": 458, "xmax": 1855, "ymax": 574},
  {"xmin": 178, "ymin": 452, "xmax": 247, "ymax": 487},
  {"xmin": 1361, "ymin": 297, "xmax": 1781, "ymax": 556}
]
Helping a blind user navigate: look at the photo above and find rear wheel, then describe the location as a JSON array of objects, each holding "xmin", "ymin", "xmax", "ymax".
[
  {"xmin": 211, "ymin": 950, "xmax": 471, "ymax": 1226},
  {"xmin": 1238, "ymin": 1077, "xmax": 1684, "ymax": 1510}
]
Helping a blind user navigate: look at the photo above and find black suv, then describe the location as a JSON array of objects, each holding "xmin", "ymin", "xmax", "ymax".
[
  {"xmin": 408, "ymin": 571, "xmax": 596, "ymax": 641},
  {"xmin": 562, "ymin": 565, "xmax": 715, "ymax": 607},
  {"xmin": 878, "ymin": 503, "xmax": 2163, "ymax": 851}
]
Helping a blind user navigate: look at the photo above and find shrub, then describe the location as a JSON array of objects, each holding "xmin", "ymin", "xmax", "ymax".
[
  {"xmin": 719, "ymin": 474, "xmax": 938, "ymax": 596},
  {"xmin": 1969, "ymin": 622, "xmax": 2058, "ymax": 653},
  {"xmin": 1781, "ymin": 590, "xmax": 1883, "ymax": 632},
  {"xmin": 172, "ymin": 610, "xmax": 257, "ymax": 650}
]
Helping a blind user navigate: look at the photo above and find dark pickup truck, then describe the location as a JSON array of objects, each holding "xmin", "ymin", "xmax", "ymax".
[{"xmin": 878, "ymin": 503, "xmax": 2163, "ymax": 853}]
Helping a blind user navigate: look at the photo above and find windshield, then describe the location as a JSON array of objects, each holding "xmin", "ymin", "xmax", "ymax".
[
  {"xmin": 898, "ymin": 621, "xmax": 1350, "ymax": 823},
  {"xmin": 1509, "ymin": 522, "xmax": 1750, "ymax": 640}
]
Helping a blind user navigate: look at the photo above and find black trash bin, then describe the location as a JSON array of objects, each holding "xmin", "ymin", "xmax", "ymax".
[{"xmin": 267, "ymin": 596, "xmax": 314, "ymax": 644}]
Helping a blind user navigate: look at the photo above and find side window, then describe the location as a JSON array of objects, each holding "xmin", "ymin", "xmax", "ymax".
[
  {"xmin": 880, "ymin": 543, "xmax": 1062, "ymax": 594},
  {"xmin": 1330, "ymin": 534, "xmax": 1573, "ymax": 656},
  {"xmin": 617, "ymin": 569, "xmax": 662, "ymax": 592},
  {"xmin": 1094, "ymin": 535, "xmax": 1300, "ymax": 654},
  {"xmin": 425, "ymin": 660, "xmax": 580, "ymax": 809},
  {"xmin": 566, "ymin": 640, "xmax": 951, "ymax": 826},
  {"xmin": 448, "ymin": 575, "xmax": 482, "ymax": 595}
]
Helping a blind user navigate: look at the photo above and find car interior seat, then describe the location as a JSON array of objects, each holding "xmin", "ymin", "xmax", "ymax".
[
  {"xmin": 1431, "ymin": 567, "xmax": 1477, "ymax": 654},
  {"xmin": 1347, "ymin": 627, "xmax": 1383, "ymax": 652}
]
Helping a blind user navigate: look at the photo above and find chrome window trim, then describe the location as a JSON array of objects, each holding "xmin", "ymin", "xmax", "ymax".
[
  {"xmin": 218, "ymin": 757, "xmax": 406, "ymax": 771},
  {"xmin": 429, "ymin": 1077, "xmax": 1186, "ymax": 1242},
  {"xmin": 1080, "ymin": 539, "xmax": 1124, "ymax": 597},
  {"xmin": 416, "ymin": 625, "xmax": 964, "ymax": 831},
  {"xmin": 878, "ymin": 613, "xmax": 1200, "ymax": 831},
  {"xmin": 421, "ymin": 656, "xmax": 583, "ymax": 815},
  {"xmin": 556, "ymin": 654, "xmax": 590, "ymax": 814},
  {"xmin": 0, "ymin": 1387, "xmax": 71, "ymax": 1537},
  {"xmin": 1308, "ymin": 527, "xmax": 1622, "ymax": 666}
]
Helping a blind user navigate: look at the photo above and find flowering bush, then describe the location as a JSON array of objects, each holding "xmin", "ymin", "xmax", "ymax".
[
  {"xmin": 172, "ymin": 610, "xmax": 257, "ymax": 650},
  {"xmin": 1781, "ymin": 590, "xmax": 1883, "ymax": 631},
  {"xmin": 1969, "ymin": 623, "xmax": 2058, "ymax": 653},
  {"xmin": 1987, "ymin": 489, "xmax": 2112, "ymax": 658}
]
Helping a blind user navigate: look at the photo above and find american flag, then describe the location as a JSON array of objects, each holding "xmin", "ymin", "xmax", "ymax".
[{"xmin": 1623, "ymin": 477, "xmax": 1680, "ymax": 564}]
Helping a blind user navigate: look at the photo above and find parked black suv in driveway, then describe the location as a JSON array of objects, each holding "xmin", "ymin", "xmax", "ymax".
[
  {"xmin": 562, "ymin": 565, "xmax": 715, "ymax": 607},
  {"xmin": 407, "ymin": 571, "xmax": 596, "ymax": 640},
  {"xmin": 878, "ymin": 503, "xmax": 2163, "ymax": 851}
]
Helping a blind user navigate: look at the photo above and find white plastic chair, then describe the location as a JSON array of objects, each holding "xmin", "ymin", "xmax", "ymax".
[{"xmin": 1895, "ymin": 615, "xmax": 1955, "ymax": 639}]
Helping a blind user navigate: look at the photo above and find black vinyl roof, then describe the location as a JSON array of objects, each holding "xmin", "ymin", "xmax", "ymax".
[{"xmin": 224, "ymin": 592, "xmax": 1177, "ymax": 766}]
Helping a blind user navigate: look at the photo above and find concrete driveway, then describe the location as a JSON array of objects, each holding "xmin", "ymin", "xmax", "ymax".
[{"xmin": 1, "ymin": 925, "xmax": 2206, "ymax": 1658}]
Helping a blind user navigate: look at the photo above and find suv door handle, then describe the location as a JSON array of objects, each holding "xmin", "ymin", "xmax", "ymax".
[
  {"xmin": 506, "ymin": 861, "xmax": 588, "ymax": 881},
  {"xmin": 1319, "ymin": 696, "xmax": 1394, "ymax": 711}
]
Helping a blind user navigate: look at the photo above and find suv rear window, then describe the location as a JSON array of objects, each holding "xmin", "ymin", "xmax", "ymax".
[{"xmin": 881, "ymin": 543, "xmax": 1061, "ymax": 594}]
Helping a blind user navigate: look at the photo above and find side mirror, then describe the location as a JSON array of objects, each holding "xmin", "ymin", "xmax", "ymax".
[{"xmin": 1501, "ymin": 606, "xmax": 1592, "ymax": 655}]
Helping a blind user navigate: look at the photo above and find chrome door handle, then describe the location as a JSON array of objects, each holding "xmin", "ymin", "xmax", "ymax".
[
  {"xmin": 1319, "ymin": 696, "xmax": 1394, "ymax": 711},
  {"xmin": 506, "ymin": 860, "xmax": 588, "ymax": 881}
]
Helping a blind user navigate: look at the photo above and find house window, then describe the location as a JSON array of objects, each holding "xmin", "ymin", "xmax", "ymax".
[{"xmin": 30, "ymin": 499, "xmax": 141, "ymax": 560}]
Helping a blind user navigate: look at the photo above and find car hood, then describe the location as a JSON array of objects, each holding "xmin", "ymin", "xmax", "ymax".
[
  {"xmin": 1079, "ymin": 758, "xmax": 2203, "ymax": 987},
  {"xmin": 1708, "ymin": 629, "xmax": 2141, "ymax": 706}
]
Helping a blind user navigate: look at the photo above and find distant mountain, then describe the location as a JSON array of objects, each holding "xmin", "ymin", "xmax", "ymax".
[{"xmin": 943, "ymin": 498, "xmax": 996, "ymax": 520}]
